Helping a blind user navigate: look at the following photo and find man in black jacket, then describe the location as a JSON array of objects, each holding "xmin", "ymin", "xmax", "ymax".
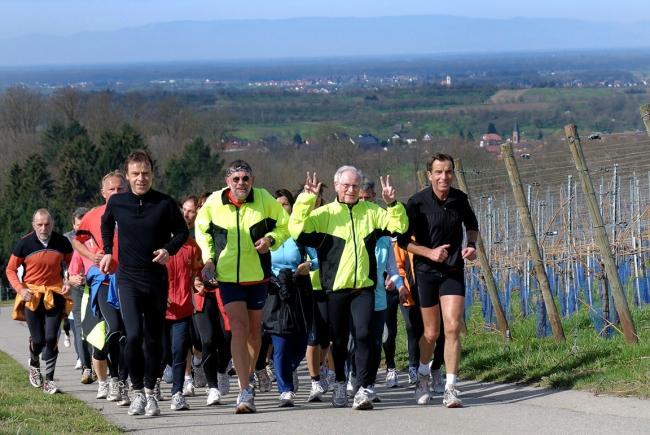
[
  {"xmin": 397, "ymin": 152, "xmax": 478, "ymax": 409},
  {"xmin": 100, "ymin": 149, "xmax": 188, "ymax": 417}
]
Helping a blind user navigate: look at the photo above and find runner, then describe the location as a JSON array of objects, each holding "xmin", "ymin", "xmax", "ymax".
[
  {"xmin": 289, "ymin": 167, "xmax": 407, "ymax": 410},
  {"xmin": 7, "ymin": 209, "xmax": 73, "ymax": 394},
  {"xmin": 100, "ymin": 149, "xmax": 189, "ymax": 417},
  {"xmin": 195, "ymin": 159, "xmax": 289, "ymax": 414},
  {"xmin": 397, "ymin": 152, "xmax": 478, "ymax": 408}
]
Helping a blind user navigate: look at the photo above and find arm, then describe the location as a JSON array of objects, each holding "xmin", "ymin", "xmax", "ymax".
[
  {"xmin": 195, "ymin": 200, "xmax": 216, "ymax": 264},
  {"xmin": 6, "ymin": 254, "xmax": 30, "ymax": 300},
  {"xmin": 72, "ymin": 238, "xmax": 102, "ymax": 265},
  {"xmin": 163, "ymin": 198, "xmax": 190, "ymax": 256},
  {"xmin": 99, "ymin": 199, "xmax": 116, "ymax": 273}
]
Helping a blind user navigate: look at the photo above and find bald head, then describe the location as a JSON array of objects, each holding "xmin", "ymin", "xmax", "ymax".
[{"xmin": 32, "ymin": 208, "xmax": 54, "ymax": 241}]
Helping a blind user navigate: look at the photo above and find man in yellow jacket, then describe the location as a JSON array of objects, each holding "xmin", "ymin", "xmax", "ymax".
[
  {"xmin": 289, "ymin": 166, "xmax": 407, "ymax": 410},
  {"xmin": 195, "ymin": 159, "xmax": 289, "ymax": 414}
]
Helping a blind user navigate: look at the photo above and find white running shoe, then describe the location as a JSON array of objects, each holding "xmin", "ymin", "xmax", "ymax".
[
  {"xmin": 107, "ymin": 377, "xmax": 120, "ymax": 401},
  {"xmin": 170, "ymin": 391, "xmax": 190, "ymax": 411},
  {"xmin": 117, "ymin": 381, "xmax": 131, "ymax": 406},
  {"xmin": 74, "ymin": 359, "xmax": 82, "ymax": 370},
  {"xmin": 144, "ymin": 394, "xmax": 160, "ymax": 416},
  {"xmin": 28, "ymin": 359, "xmax": 42, "ymax": 388},
  {"xmin": 442, "ymin": 386, "xmax": 463, "ymax": 408},
  {"xmin": 414, "ymin": 373, "xmax": 431, "ymax": 405},
  {"xmin": 182, "ymin": 378, "xmax": 195, "ymax": 397},
  {"xmin": 307, "ymin": 379, "xmax": 325, "ymax": 402},
  {"xmin": 366, "ymin": 384, "xmax": 381, "ymax": 403},
  {"xmin": 217, "ymin": 372, "xmax": 230, "ymax": 396},
  {"xmin": 346, "ymin": 374, "xmax": 356, "ymax": 397},
  {"xmin": 153, "ymin": 378, "xmax": 164, "ymax": 401},
  {"xmin": 162, "ymin": 365, "xmax": 173, "ymax": 384},
  {"xmin": 385, "ymin": 368, "xmax": 398, "ymax": 388},
  {"xmin": 63, "ymin": 334, "xmax": 71, "ymax": 348},
  {"xmin": 43, "ymin": 379, "xmax": 59, "ymax": 394},
  {"xmin": 352, "ymin": 387, "xmax": 373, "ymax": 410},
  {"xmin": 431, "ymin": 368, "xmax": 445, "ymax": 394},
  {"xmin": 206, "ymin": 387, "xmax": 222, "ymax": 406},
  {"xmin": 128, "ymin": 391, "xmax": 146, "ymax": 415},
  {"xmin": 193, "ymin": 362, "xmax": 207, "ymax": 388},
  {"xmin": 278, "ymin": 391, "xmax": 295, "ymax": 407},
  {"xmin": 331, "ymin": 381, "xmax": 348, "ymax": 408},
  {"xmin": 235, "ymin": 387, "xmax": 256, "ymax": 414},
  {"xmin": 96, "ymin": 381, "xmax": 109, "ymax": 399}
]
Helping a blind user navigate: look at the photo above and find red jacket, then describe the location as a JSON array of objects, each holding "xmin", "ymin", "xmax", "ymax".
[{"xmin": 165, "ymin": 238, "xmax": 202, "ymax": 320}]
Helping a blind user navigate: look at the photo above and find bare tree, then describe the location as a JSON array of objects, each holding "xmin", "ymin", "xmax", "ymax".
[
  {"xmin": 0, "ymin": 86, "xmax": 44, "ymax": 137},
  {"xmin": 50, "ymin": 86, "xmax": 85, "ymax": 124}
]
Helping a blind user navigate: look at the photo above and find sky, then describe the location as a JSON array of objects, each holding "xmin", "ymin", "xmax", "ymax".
[{"xmin": 1, "ymin": 0, "xmax": 649, "ymax": 39}]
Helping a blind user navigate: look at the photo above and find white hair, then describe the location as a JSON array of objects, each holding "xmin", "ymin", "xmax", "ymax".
[
  {"xmin": 32, "ymin": 208, "xmax": 54, "ymax": 225},
  {"xmin": 334, "ymin": 165, "xmax": 363, "ymax": 184}
]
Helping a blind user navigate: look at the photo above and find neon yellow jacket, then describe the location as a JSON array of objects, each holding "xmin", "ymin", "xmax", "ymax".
[
  {"xmin": 195, "ymin": 187, "xmax": 289, "ymax": 283},
  {"xmin": 289, "ymin": 192, "xmax": 407, "ymax": 291}
]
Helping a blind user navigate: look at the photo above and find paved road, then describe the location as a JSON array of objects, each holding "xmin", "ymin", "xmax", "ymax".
[{"xmin": 1, "ymin": 305, "xmax": 648, "ymax": 434}]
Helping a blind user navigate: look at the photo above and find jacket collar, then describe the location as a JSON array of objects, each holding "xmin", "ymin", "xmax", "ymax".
[{"xmin": 221, "ymin": 187, "xmax": 255, "ymax": 205}]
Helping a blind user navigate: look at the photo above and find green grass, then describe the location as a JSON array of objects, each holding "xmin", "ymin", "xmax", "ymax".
[
  {"xmin": 523, "ymin": 87, "xmax": 620, "ymax": 102},
  {"xmin": 394, "ymin": 303, "xmax": 650, "ymax": 398},
  {"xmin": 0, "ymin": 351, "xmax": 121, "ymax": 434}
]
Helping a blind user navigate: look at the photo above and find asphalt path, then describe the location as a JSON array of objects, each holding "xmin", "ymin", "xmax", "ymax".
[{"xmin": 1, "ymin": 305, "xmax": 648, "ymax": 434}]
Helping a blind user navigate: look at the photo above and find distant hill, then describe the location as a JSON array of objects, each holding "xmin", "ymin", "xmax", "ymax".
[{"xmin": 1, "ymin": 15, "xmax": 650, "ymax": 66}]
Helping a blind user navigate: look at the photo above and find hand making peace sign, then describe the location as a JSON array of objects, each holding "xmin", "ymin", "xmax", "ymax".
[
  {"xmin": 380, "ymin": 175, "xmax": 396, "ymax": 205},
  {"xmin": 304, "ymin": 171, "xmax": 322, "ymax": 195}
]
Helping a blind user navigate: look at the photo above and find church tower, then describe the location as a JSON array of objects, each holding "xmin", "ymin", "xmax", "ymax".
[{"xmin": 513, "ymin": 120, "xmax": 520, "ymax": 144}]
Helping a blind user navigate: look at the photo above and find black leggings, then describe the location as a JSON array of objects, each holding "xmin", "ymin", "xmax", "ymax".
[
  {"xmin": 328, "ymin": 287, "xmax": 374, "ymax": 387},
  {"xmin": 399, "ymin": 304, "xmax": 423, "ymax": 368},
  {"xmin": 93, "ymin": 284, "xmax": 128, "ymax": 381},
  {"xmin": 383, "ymin": 291, "xmax": 399, "ymax": 369},
  {"xmin": 25, "ymin": 293, "xmax": 66, "ymax": 381},
  {"xmin": 192, "ymin": 292, "xmax": 232, "ymax": 389},
  {"xmin": 118, "ymin": 266, "xmax": 168, "ymax": 391}
]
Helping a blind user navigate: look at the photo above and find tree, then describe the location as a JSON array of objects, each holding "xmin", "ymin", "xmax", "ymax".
[
  {"xmin": 487, "ymin": 122, "xmax": 498, "ymax": 134},
  {"xmin": 96, "ymin": 124, "xmax": 149, "ymax": 175},
  {"xmin": 164, "ymin": 137, "xmax": 223, "ymax": 199},
  {"xmin": 0, "ymin": 86, "xmax": 44, "ymax": 137}
]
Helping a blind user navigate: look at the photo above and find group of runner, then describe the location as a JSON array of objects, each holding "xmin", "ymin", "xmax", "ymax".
[{"xmin": 6, "ymin": 150, "xmax": 478, "ymax": 415}]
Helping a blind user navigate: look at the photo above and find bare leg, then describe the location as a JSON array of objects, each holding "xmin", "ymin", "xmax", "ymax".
[
  {"xmin": 246, "ymin": 309, "xmax": 263, "ymax": 376},
  {"xmin": 440, "ymin": 295, "xmax": 464, "ymax": 374},
  {"xmin": 418, "ymin": 306, "xmax": 441, "ymax": 365},
  {"xmin": 224, "ymin": 301, "xmax": 250, "ymax": 392}
]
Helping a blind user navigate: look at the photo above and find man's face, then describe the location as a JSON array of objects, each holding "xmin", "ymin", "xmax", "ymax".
[
  {"xmin": 72, "ymin": 217, "xmax": 83, "ymax": 232},
  {"xmin": 101, "ymin": 176, "xmax": 127, "ymax": 201},
  {"xmin": 335, "ymin": 170, "xmax": 361, "ymax": 205},
  {"xmin": 225, "ymin": 170, "xmax": 254, "ymax": 201},
  {"xmin": 126, "ymin": 161, "xmax": 153, "ymax": 196},
  {"xmin": 182, "ymin": 199, "xmax": 198, "ymax": 228},
  {"xmin": 32, "ymin": 213, "xmax": 53, "ymax": 241},
  {"xmin": 428, "ymin": 159, "xmax": 454, "ymax": 199},
  {"xmin": 358, "ymin": 188, "xmax": 375, "ymax": 202}
]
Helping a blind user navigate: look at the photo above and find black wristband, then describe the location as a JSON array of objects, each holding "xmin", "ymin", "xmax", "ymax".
[
  {"xmin": 387, "ymin": 200, "xmax": 398, "ymax": 208},
  {"xmin": 267, "ymin": 236, "xmax": 276, "ymax": 246},
  {"xmin": 467, "ymin": 241, "xmax": 476, "ymax": 249}
]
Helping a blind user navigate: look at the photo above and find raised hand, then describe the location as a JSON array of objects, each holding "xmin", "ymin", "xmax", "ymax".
[
  {"xmin": 304, "ymin": 171, "xmax": 322, "ymax": 195},
  {"xmin": 380, "ymin": 175, "xmax": 396, "ymax": 204}
]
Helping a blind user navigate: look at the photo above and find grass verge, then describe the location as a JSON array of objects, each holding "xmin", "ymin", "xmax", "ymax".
[
  {"xmin": 0, "ymin": 350, "xmax": 121, "ymax": 434},
  {"xmin": 394, "ymin": 304, "xmax": 650, "ymax": 398}
]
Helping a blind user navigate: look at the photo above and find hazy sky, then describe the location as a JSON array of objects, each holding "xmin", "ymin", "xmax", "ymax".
[{"xmin": 1, "ymin": 0, "xmax": 649, "ymax": 39}]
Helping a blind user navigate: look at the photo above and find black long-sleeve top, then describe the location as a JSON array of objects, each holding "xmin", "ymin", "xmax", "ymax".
[
  {"xmin": 397, "ymin": 186, "xmax": 478, "ymax": 273},
  {"xmin": 101, "ymin": 189, "xmax": 189, "ymax": 269}
]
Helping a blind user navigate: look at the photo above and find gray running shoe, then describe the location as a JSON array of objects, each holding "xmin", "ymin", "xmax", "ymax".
[
  {"xmin": 217, "ymin": 372, "xmax": 230, "ymax": 396},
  {"xmin": 170, "ymin": 391, "xmax": 190, "ymax": 411},
  {"xmin": 182, "ymin": 378, "xmax": 195, "ymax": 397},
  {"xmin": 193, "ymin": 362, "xmax": 207, "ymax": 388},
  {"xmin": 278, "ymin": 391, "xmax": 295, "ymax": 407},
  {"xmin": 352, "ymin": 387, "xmax": 373, "ymax": 410},
  {"xmin": 28, "ymin": 360, "xmax": 43, "ymax": 388},
  {"xmin": 145, "ymin": 394, "xmax": 160, "ymax": 416},
  {"xmin": 346, "ymin": 374, "xmax": 356, "ymax": 397},
  {"xmin": 42, "ymin": 379, "xmax": 59, "ymax": 394},
  {"xmin": 431, "ymin": 368, "xmax": 445, "ymax": 394},
  {"xmin": 292, "ymin": 370, "xmax": 299, "ymax": 393},
  {"xmin": 385, "ymin": 368, "xmax": 398, "ymax": 388},
  {"xmin": 255, "ymin": 368, "xmax": 271, "ymax": 392},
  {"xmin": 96, "ymin": 381, "xmax": 109, "ymax": 399},
  {"xmin": 266, "ymin": 362, "xmax": 276, "ymax": 382},
  {"xmin": 206, "ymin": 387, "xmax": 222, "ymax": 406},
  {"xmin": 331, "ymin": 381, "xmax": 348, "ymax": 408},
  {"xmin": 307, "ymin": 380, "xmax": 325, "ymax": 402},
  {"xmin": 162, "ymin": 365, "xmax": 173, "ymax": 384},
  {"xmin": 443, "ymin": 386, "xmax": 463, "ymax": 408},
  {"xmin": 235, "ymin": 387, "xmax": 256, "ymax": 414},
  {"xmin": 107, "ymin": 377, "xmax": 120, "ymax": 402},
  {"xmin": 415, "ymin": 372, "xmax": 431, "ymax": 405},
  {"xmin": 128, "ymin": 391, "xmax": 146, "ymax": 415},
  {"xmin": 325, "ymin": 367, "xmax": 335, "ymax": 392},
  {"xmin": 117, "ymin": 381, "xmax": 131, "ymax": 406}
]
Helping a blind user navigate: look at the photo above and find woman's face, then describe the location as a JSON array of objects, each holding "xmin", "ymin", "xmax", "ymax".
[{"xmin": 276, "ymin": 196, "xmax": 292, "ymax": 213}]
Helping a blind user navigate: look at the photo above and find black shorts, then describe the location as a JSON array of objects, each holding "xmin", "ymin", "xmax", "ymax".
[
  {"xmin": 219, "ymin": 282, "xmax": 268, "ymax": 310},
  {"xmin": 415, "ymin": 269, "xmax": 465, "ymax": 308},
  {"xmin": 308, "ymin": 290, "xmax": 329, "ymax": 347}
]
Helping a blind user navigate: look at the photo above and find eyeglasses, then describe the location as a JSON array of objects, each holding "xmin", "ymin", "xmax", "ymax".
[{"xmin": 231, "ymin": 175, "xmax": 250, "ymax": 183}]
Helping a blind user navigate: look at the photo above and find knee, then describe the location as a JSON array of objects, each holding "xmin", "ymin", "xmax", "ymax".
[
  {"xmin": 422, "ymin": 328, "xmax": 439, "ymax": 345},
  {"xmin": 444, "ymin": 319, "xmax": 462, "ymax": 339}
]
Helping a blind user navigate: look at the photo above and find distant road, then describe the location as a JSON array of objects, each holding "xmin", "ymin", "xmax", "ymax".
[{"xmin": 0, "ymin": 305, "xmax": 648, "ymax": 434}]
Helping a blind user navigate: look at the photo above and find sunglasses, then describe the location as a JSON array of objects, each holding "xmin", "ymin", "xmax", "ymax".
[{"xmin": 231, "ymin": 175, "xmax": 251, "ymax": 183}]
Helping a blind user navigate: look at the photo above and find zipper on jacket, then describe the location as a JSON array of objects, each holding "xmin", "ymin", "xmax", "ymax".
[
  {"xmin": 236, "ymin": 206, "xmax": 241, "ymax": 283},
  {"xmin": 348, "ymin": 207, "xmax": 358, "ymax": 288}
]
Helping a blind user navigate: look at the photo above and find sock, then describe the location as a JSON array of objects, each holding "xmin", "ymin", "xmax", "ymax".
[
  {"xmin": 446, "ymin": 374, "xmax": 457, "ymax": 389},
  {"xmin": 418, "ymin": 362, "xmax": 431, "ymax": 376},
  {"xmin": 184, "ymin": 374, "xmax": 192, "ymax": 381},
  {"xmin": 145, "ymin": 387, "xmax": 154, "ymax": 396}
]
